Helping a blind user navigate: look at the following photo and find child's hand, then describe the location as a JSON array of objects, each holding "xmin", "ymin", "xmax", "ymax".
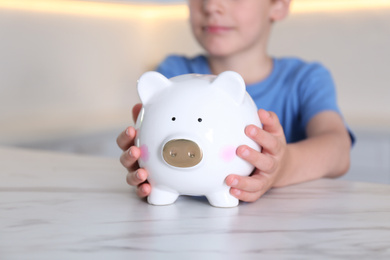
[
  {"xmin": 116, "ymin": 103, "xmax": 151, "ymax": 198},
  {"xmin": 225, "ymin": 109, "xmax": 289, "ymax": 202}
]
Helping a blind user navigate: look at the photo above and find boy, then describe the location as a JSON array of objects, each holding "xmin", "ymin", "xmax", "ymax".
[{"xmin": 117, "ymin": 0, "xmax": 353, "ymax": 203}]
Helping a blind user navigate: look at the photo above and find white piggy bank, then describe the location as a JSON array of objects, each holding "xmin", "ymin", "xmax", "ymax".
[{"xmin": 135, "ymin": 71, "xmax": 261, "ymax": 207}]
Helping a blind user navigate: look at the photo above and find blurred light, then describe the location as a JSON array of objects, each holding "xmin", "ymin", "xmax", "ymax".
[
  {"xmin": 0, "ymin": 0, "xmax": 189, "ymax": 20},
  {"xmin": 292, "ymin": 0, "xmax": 390, "ymax": 13},
  {"xmin": 0, "ymin": 0, "xmax": 389, "ymax": 19}
]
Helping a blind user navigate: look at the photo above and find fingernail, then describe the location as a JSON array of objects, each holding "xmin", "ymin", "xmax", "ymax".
[
  {"xmin": 265, "ymin": 111, "xmax": 271, "ymax": 119},
  {"xmin": 138, "ymin": 185, "xmax": 145, "ymax": 194},
  {"xmin": 249, "ymin": 126, "xmax": 257, "ymax": 137},
  {"xmin": 241, "ymin": 147, "xmax": 250, "ymax": 158},
  {"xmin": 128, "ymin": 148, "xmax": 133, "ymax": 157},
  {"xmin": 231, "ymin": 178, "xmax": 239, "ymax": 187},
  {"xmin": 232, "ymin": 188, "xmax": 241, "ymax": 196},
  {"xmin": 135, "ymin": 171, "xmax": 141, "ymax": 180},
  {"xmin": 125, "ymin": 128, "xmax": 130, "ymax": 136},
  {"xmin": 140, "ymin": 185, "xmax": 146, "ymax": 194}
]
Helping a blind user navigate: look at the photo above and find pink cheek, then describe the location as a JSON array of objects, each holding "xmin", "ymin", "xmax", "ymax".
[
  {"xmin": 220, "ymin": 146, "xmax": 237, "ymax": 162},
  {"xmin": 140, "ymin": 145, "xmax": 149, "ymax": 162}
]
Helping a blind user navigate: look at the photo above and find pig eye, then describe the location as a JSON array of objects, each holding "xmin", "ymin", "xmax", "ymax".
[
  {"xmin": 198, "ymin": 118, "xmax": 202, "ymax": 122},
  {"xmin": 172, "ymin": 117, "xmax": 176, "ymax": 121}
]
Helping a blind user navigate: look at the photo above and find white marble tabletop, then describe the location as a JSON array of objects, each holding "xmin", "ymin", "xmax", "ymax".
[{"xmin": 1, "ymin": 147, "xmax": 390, "ymax": 259}]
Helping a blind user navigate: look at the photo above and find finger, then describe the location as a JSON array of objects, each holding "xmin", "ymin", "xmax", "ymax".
[
  {"xmin": 258, "ymin": 109, "xmax": 285, "ymax": 138},
  {"xmin": 230, "ymin": 188, "xmax": 263, "ymax": 202},
  {"xmin": 237, "ymin": 145, "xmax": 276, "ymax": 173},
  {"xmin": 226, "ymin": 173, "xmax": 271, "ymax": 202},
  {"xmin": 136, "ymin": 182, "xmax": 151, "ymax": 198},
  {"xmin": 226, "ymin": 173, "xmax": 267, "ymax": 193},
  {"xmin": 245, "ymin": 124, "xmax": 282, "ymax": 156},
  {"xmin": 117, "ymin": 126, "xmax": 136, "ymax": 151},
  {"xmin": 120, "ymin": 146, "xmax": 141, "ymax": 171},
  {"xmin": 126, "ymin": 168, "xmax": 148, "ymax": 186},
  {"xmin": 132, "ymin": 103, "xmax": 143, "ymax": 123}
]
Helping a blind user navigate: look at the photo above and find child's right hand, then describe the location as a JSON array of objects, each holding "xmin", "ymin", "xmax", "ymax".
[{"xmin": 116, "ymin": 103, "xmax": 151, "ymax": 198}]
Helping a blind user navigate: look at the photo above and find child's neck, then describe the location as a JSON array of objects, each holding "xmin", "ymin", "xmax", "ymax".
[{"xmin": 208, "ymin": 52, "xmax": 273, "ymax": 85}]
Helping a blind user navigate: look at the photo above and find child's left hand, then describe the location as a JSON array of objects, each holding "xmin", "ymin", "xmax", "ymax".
[{"xmin": 225, "ymin": 109, "xmax": 289, "ymax": 202}]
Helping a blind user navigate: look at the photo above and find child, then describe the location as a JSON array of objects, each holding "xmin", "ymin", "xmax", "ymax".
[{"xmin": 117, "ymin": 0, "xmax": 353, "ymax": 202}]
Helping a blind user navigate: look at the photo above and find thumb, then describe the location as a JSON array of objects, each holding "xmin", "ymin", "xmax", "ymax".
[{"xmin": 132, "ymin": 103, "xmax": 143, "ymax": 123}]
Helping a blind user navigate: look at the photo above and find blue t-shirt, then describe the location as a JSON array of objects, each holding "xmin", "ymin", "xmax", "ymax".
[{"xmin": 156, "ymin": 55, "xmax": 353, "ymax": 144}]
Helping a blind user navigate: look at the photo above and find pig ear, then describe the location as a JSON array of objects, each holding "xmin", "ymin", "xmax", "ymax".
[
  {"xmin": 137, "ymin": 71, "xmax": 171, "ymax": 104},
  {"xmin": 212, "ymin": 71, "xmax": 246, "ymax": 104}
]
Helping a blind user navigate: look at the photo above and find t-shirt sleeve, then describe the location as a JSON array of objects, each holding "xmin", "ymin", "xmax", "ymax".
[
  {"xmin": 299, "ymin": 64, "xmax": 340, "ymax": 128},
  {"xmin": 299, "ymin": 64, "xmax": 355, "ymax": 145}
]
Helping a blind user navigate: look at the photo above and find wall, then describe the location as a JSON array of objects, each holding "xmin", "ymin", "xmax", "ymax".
[
  {"xmin": 0, "ymin": 3, "xmax": 201, "ymax": 145},
  {"xmin": 1, "ymin": 3, "xmax": 389, "ymax": 147}
]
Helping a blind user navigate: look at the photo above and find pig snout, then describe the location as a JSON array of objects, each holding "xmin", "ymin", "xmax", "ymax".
[{"xmin": 162, "ymin": 139, "xmax": 203, "ymax": 168}]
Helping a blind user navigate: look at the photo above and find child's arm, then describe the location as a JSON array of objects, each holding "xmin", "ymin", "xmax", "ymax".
[
  {"xmin": 225, "ymin": 109, "xmax": 351, "ymax": 202},
  {"xmin": 117, "ymin": 103, "xmax": 151, "ymax": 198}
]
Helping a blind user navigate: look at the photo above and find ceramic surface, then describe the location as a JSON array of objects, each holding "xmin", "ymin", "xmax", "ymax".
[{"xmin": 135, "ymin": 71, "xmax": 261, "ymax": 207}]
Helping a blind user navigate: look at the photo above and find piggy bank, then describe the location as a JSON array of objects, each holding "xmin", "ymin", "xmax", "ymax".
[{"xmin": 135, "ymin": 71, "xmax": 261, "ymax": 207}]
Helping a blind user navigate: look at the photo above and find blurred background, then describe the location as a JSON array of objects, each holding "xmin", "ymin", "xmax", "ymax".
[{"xmin": 0, "ymin": 0, "xmax": 389, "ymax": 183}]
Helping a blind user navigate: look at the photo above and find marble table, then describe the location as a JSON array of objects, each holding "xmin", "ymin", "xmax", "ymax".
[{"xmin": 1, "ymin": 147, "xmax": 390, "ymax": 259}]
